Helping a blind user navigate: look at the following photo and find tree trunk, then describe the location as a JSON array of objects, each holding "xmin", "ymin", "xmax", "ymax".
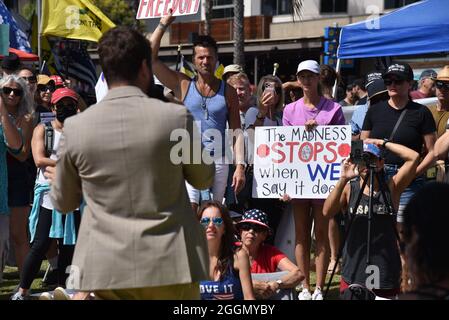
[
  {"xmin": 203, "ymin": 0, "xmax": 213, "ymax": 35},
  {"xmin": 233, "ymin": 0, "xmax": 244, "ymax": 67}
]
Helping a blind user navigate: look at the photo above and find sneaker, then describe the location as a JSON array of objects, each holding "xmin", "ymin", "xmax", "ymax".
[
  {"xmin": 53, "ymin": 287, "xmax": 72, "ymax": 300},
  {"xmin": 39, "ymin": 292, "xmax": 54, "ymax": 300},
  {"xmin": 298, "ymin": 288, "xmax": 312, "ymax": 300},
  {"xmin": 312, "ymin": 287, "xmax": 324, "ymax": 300},
  {"xmin": 11, "ymin": 292, "xmax": 27, "ymax": 301}
]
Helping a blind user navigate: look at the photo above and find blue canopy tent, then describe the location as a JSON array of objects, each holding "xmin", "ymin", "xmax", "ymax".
[
  {"xmin": 333, "ymin": 0, "xmax": 449, "ymax": 96},
  {"xmin": 337, "ymin": 0, "xmax": 449, "ymax": 59}
]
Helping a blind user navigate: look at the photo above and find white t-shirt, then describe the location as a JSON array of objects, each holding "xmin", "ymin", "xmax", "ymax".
[{"xmin": 36, "ymin": 127, "xmax": 62, "ymax": 210}]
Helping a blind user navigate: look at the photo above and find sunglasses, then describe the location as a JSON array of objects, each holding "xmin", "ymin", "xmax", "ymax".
[
  {"xmin": 38, "ymin": 84, "xmax": 55, "ymax": 93},
  {"xmin": 384, "ymin": 79, "xmax": 406, "ymax": 86},
  {"xmin": 20, "ymin": 76, "xmax": 37, "ymax": 84},
  {"xmin": 56, "ymin": 102, "xmax": 77, "ymax": 109},
  {"xmin": 435, "ymin": 81, "xmax": 449, "ymax": 90},
  {"xmin": 238, "ymin": 222, "xmax": 267, "ymax": 233},
  {"xmin": 2, "ymin": 87, "xmax": 23, "ymax": 97},
  {"xmin": 200, "ymin": 217, "xmax": 223, "ymax": 228}
]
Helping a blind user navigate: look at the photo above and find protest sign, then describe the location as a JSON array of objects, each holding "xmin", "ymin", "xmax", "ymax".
[
  {"xmin": 136, "ymin": 0, "xmax": 201, "ymax": 19},
  {"xmin": 252, "ymin": 125, "xmax": 351, "ymax": 199}
]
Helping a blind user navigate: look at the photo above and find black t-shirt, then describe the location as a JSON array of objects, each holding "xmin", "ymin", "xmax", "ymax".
[
  {"xmin": 362, "ymin": 100, "xmax": 436, "ymax": 165},
  {"xmin": 342, "ymin": 178, "xmax": 401, "ymax": 289}
]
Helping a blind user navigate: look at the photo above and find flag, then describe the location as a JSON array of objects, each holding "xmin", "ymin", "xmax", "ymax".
[
  {"xmin": 0, "ymin": 2, "xmax": 31, "ymax": 52},
  {"xmin": 41, "ymin": 0, "xmax": 115, "ymax": 42},
  {"xmin": 215, "ymin": 62, "xmax": 224, "ymax": 80},
  {"xmin": 0, "ymin": 24, "xmax": 8, "ymax": 56},
  {"xmin": 180, "ymin": 55, "xmax": 196, "ymax": 79},
  {"xmin": 52, "ymin": 40, "xmax": 97, "ymax": 89},
  {"xmin": 95, "ymin": 72, "xmax": 108, "ymax": 103}
]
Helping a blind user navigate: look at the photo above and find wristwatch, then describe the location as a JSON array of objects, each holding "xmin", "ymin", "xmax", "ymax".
[{"xmin": 382, "ymin": 138, "xmax": 389, "ymax": 148}]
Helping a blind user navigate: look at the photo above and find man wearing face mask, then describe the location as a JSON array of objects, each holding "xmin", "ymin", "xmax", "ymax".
[{"xmin": 12, "ymin": 88, "xmax": 81, "ymax": 300}]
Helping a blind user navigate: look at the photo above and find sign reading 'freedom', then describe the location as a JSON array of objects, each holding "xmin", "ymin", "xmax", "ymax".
[{"xmin": 136, "ymin": 0, "xmax": 201, "ymax": 19}]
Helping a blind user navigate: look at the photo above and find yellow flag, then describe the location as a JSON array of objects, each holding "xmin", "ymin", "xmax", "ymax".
[
  {"xmin": 41, "ymin": 0, "xmax": 115, "ymax": 42},
  {"xmin": 215, "ymin": 63, "xmax": 224, "ymax": 80}
]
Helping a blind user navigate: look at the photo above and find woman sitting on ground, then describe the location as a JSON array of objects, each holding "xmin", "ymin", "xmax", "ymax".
[
  {"xmin": 237, "ymin": 209, "xmax": 304, "ymax": 300},
  {"xmin": 197, "ymin": 201, "xmax": 255, "ymax": 300}
]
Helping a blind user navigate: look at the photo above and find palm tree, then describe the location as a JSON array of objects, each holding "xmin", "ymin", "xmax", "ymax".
[
  {"xmin": 291, "ymin": 0, "xmax": 304, "ymax": 20},
  {"xmin": 233, "ymin": 0, "xmax": 244, "ymax": 66},
  {"xmin": 203, "ymin": 0, "xmax": 213, "ymax": 35}
]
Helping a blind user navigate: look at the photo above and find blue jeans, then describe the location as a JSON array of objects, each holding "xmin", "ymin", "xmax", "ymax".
[{"xmin": 384, "ymin": 164, "xmax": 424, "ymax": 223}]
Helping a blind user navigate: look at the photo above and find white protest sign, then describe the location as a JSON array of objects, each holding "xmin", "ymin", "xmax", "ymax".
[
  {"xmin": 252, "ymin": 125, "xmax": 352, "ymax": 199},
  {"xmin": 136, "ymin": 0, "xmax": 201, "ymax": 19}
]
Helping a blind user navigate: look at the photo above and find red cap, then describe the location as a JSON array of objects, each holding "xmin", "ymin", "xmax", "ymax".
[
  {"xmin": 51, "ymin": 88, "xmax": 78, "ymax": 104},
  {"xmin": 50, "ymin": 75, "xmax": 64, "ymax": 87}
]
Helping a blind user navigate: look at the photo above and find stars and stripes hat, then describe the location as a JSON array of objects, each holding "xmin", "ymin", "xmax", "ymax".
[{"xmin": 238, "ymin": 209, "xmax": 270, "ymax": 231}]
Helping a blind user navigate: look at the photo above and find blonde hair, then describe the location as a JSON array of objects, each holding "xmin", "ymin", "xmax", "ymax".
[
  {"xmin": 256, "ymin": 75, "xmax": 284, "ymax": 112},
  {"xmin": 0, "ymin": 75, "xmax": 34, "ymax": 118}
]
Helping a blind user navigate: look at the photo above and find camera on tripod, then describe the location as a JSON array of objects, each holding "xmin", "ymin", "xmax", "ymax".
[{"xmin": 350, "ymin": 140, "xmax": 380, "ymax": 166}]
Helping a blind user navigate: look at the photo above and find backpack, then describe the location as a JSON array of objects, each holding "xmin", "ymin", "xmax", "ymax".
[{"xmin": 44, "ymin": 122, "xmax": 54, "ymax": 158}]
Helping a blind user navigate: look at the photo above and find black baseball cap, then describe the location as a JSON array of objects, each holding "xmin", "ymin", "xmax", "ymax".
[
  {"xmin": 366, "ymin": 72, "xmax": 387, "ymax": 100},
  {"xmin": 383, "ymin": 63, "xmax": 414, "ymax": 81}
]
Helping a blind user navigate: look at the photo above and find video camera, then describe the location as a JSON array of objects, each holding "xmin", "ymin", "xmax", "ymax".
[{"xmin": 350, "ymin": 140, "xmax": 378, "ymax": 166}]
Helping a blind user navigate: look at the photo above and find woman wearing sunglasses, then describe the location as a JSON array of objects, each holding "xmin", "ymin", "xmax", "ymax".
[
  {"xmin": 361, "ymin": 63, "xmax": 437, "ymax": 230},
  {"xmin": 12, "ymin": 88, "xmax": 81, "ymax": 300},
  {"xmin": 0, "ymin": 75, "xmax": 34, "ymax": 279},
  {"xmin": 237, "ymin": 209, "xmax": 304, "ymax": 300},
  {"xmin": 34, "ymin": 75, "xmax": 55, "ymax": 123},
  {"xmin": 197, "ymin": 201, "xmax": 255, "ymax": 300},
  {"xmin": 0, "ymin": 78, "xmax": 24, "ymax": 283}
]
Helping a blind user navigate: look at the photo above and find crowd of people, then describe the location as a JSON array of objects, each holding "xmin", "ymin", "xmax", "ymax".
[{"xmin": 1, "ymin": 12, "xmax": 449, "ymax": 301}]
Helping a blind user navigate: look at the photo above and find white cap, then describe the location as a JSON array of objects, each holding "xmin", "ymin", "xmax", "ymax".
[
  {"xmin": 296, "ymin": 60, "xmax": 320, "ymax": 75},
  {"xmin": 223, "ymin": 64, "xmax": 243, "ymax": 76}
]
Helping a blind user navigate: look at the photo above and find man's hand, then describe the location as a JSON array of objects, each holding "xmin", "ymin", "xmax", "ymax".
[
  {"xmin": 160, "ymin": 9, "xmax": 176, "ymax": 27},
  {"xmin": 44, "ymin": 166, "xmax": 56, "ymax": 184},
  {"xmin": 232, "ymin": 165, "xmax": 245, "ymax": 194}
]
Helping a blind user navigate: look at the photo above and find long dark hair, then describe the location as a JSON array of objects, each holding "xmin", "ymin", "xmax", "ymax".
[
  {"xmin": 197, "ymin": 201, "xmax": 237, "ymax": 280},
  {"xmin": 402, "ymin": 182, "xmax": 449, "ymax": 289}
]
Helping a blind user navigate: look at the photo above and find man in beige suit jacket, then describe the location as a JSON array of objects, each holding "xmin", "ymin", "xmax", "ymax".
[{"xmin": 50, "ymin": 27, "xmax": 214, "ymax": 299}]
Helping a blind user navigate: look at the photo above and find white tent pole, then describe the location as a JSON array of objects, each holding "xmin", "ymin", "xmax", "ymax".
[
  {"xmin": 333, "ymin": 58, "xmax": 341, "ymax": 99},
  {"xmin": 37, "ymin": 0, "xmax": 42, "ymax": 68}
]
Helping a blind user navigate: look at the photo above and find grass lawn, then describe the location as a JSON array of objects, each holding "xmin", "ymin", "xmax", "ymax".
[{"xmin": 0, "ymin": 261, "xmax": 341, "ymax": 300}]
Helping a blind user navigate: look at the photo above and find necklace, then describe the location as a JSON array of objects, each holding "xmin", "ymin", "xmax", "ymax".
[{"xmin": 197, "ymin": 81, "xmax": 213, "ymax": 120}]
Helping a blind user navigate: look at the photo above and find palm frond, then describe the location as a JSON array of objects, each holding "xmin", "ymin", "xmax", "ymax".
[{"xmin": 291, "ymin": 0, "xmax": 303, "ymax": 21}]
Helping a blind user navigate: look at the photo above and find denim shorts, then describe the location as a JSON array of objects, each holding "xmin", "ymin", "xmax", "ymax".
[{"xmin": 384, "ymin": 164, "xmax": 424, "ymax": 223}]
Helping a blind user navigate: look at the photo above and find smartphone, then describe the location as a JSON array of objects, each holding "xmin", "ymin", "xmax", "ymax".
[{"xmin": 264, "ymin": 82, "xmax": 275, "ymax": 94}]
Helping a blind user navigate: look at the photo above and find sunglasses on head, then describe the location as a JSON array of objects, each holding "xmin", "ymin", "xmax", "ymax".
[
  {"xmin": 436, "ymin": 81, "xmax": 449, "ymax": 90},
  {"xmin": 238, "ymin": 222, "xmax": 267, "ymax": 233},
  {"xmin": 200, "ymin": 217, "xmax": 223, "ymax": 228},
  {"xmin": 37, "ymin": 84, "xmax": 55, "ymax": 93},
  {"xmin": 384, "ymin": 78, "xmax": 406, "ymax": 86},
  {"xmin": 20, "ymin": 76, "xmax": 37, "ymax": 84},
  {"xmin": 2, "ymin": 87, "xmax": 23, "ymax": 97}
]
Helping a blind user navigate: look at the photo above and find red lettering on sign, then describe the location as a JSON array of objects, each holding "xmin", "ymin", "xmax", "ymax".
[
  {"xmin": 285, "ymin": 142, "xmax": 299, "ymax": 163},
  {"xmin": 272, "ymin": 142, "xmax": 286, "ymax": 164},
  {"xmin": 154, "ymin": 0, "xmax": 163, "ymax": 17},
  {"xmin": 163, "ymin": 0, "xmax": 172, "ymax": 15},
  {"xmin": 145, "ymin": 0, "xmax": 154, "ymax": 17},
  {"xmin": 314, "ymin": 142, "xmax": 324, "ymax": 161},
  {"xmin": 324, "ymin": 142, "xmax": 337, "ymax": 163},
  {"xmin": 137, "ymin": 0, "xmax": 148, "ymax": 18},
  {"xmin": 298, "ymin": 142, "xmax": 313, "ymax": 162}
]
